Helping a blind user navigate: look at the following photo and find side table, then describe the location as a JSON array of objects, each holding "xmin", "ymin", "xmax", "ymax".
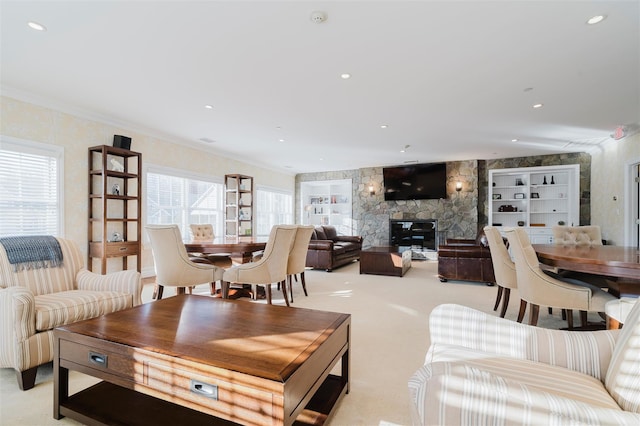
[{"xmin": 360, "ymin": 246, "xmax": 411, "ymax": 277}]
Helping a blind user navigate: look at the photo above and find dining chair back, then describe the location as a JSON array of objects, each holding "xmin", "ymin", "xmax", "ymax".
[
  {"xmin": 286, "ymin": 225, "xmax": 315, "ymax": 302},
  {"xmin": 553, "ymin": 225, "xmax": 603, "ymax": 246},
  {"xmin": 190, "ymin": 224, "xmax": 215, "ymax": 240},
  {"xmin": 505, "ymin": 227, "xmax": 615, "ymax": 329},
  {"xmin": 483, "ymin": 226, "xmax": 521, "ymax": 319},
  {"xmin": 222, "ymin": 225, "xmax": 297, "ymax": 306},
  {"xmin": 146, "ymin": 224, "xmax": 224, "ymax": 299}
]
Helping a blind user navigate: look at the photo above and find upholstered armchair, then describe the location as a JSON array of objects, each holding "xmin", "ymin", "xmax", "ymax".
[
  {"xmin": 409, "ymin": 301, "xmax": 640, "ymax": 425},
  {"xmin": 0, "ymin": 237, "xmax": 142, "ymax": 390}
]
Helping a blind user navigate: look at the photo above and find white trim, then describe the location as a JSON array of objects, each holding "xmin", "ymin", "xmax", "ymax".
[
  {"xmin": 624, "ymin": 157, "xmax": 640, "ymax": 247},
  {"xmin": 144, "ymin": 163, "xmax": 224, "ymax": 185},
  {"xmin": 0, "ymin": 135, "xmax": 65, "ymax": 236},
  {"xmin": 256, "ymin": 184, "xmax": 293, "ymax": 196}
]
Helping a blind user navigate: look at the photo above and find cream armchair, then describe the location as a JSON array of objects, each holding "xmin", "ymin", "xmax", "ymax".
[
  {"xmin": 146, "ymin": 225, "xmax": 225, "ymax": 299},
  {"xmin": 409, "ymin": 301, "xmax": 640, "ymax": 425},
  {"xmin": 506, "ymin": 227, "xmax": 615, "ymax": 329},
  {"xmin": 222, "ymin": 225, "xmax": 297, "ymax": 306},
  {"xmin": 483, "ymin": 226, "xmax": 519, "ymax": 319},
  {"xmin": 0, "ymin": 237, "xmax": 142, "ymax": 390}
]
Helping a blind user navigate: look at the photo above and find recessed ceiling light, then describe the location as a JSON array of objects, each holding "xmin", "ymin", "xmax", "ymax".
[
  {"xmin": 319, "ymin": 158, "xmax": 324, "ymax": 161},
  {"xmin": 340, "ymin": 73, "xmax": 351, "ymax": 79},
  {"xmin": 380, "ymin": 124, "xmax": 388, "ymax": 129},
  {"xmin": 279, "ymin": 139, "xmax": 285, "ymax": 142},
  {"xmin": 27, "ymin": 21, "xmax": 46, "ymax": 31},
  {"xmin": 533, "ymin": 103, "xmax": 543, "ymax": 109},
  {"xmin": 512, "ymin": 139, "xmax": 519, "ymax": 142},
  {"xmin": 587, "ymin": 15, "xmax": 606, "ymax": 25},
  {"xmin": 204, "ymin": 105, "xmax": 213, "ymax": 109}
]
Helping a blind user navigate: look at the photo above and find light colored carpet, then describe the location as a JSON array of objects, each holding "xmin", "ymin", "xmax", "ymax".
[{"xmin": 0, "ymin": 260, "xmax": 594, "ymax": 426}]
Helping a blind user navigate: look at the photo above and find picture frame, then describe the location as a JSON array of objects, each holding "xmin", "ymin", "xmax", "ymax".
[
  {"xmin": 515, "ymin": 178, "xmax": 524, "ymax": 186},
  {"xmin": 492, "ymin": 194, "xmax": 502, "ymax": 200},
  {"xmin": 531, "ymin": 192, "xmax": 540, "ymax": 198},
  {"xmin": 514, "ymin": 193, "xmax": 526, "ymax": 199}
]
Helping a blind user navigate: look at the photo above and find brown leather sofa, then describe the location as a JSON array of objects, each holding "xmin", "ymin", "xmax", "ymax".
[
  {"xmin": 437, "ymin": 231, "xmax": 496, "ymax": 285},
  {"xmin": 306, "ymin": 225, "xmax": 363, "ymax": 271}
]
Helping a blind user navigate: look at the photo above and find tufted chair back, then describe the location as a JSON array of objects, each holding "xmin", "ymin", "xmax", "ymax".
[
  {"xmin": 553, "ymin": 225, "xmax": 602, "ymax": 246},
  {"xmin": 190, "ymin": 224, "xmax": 215, "ymax": 241}
]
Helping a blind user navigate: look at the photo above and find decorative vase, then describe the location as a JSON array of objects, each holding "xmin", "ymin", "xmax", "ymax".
[
  {"xmin": 543, "ymin": 176, "xmax": 547, "ymax": 185},
  {"xmin": 551, "ymin": 175, "xmax": 555, "ymax": 184}
]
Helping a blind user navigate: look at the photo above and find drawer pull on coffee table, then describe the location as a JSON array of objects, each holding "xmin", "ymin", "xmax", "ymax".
[
  {"xmin": 88, "ymin": 351, "xmax": 107, "ymax": 367},
  {"xmin": 190, "ymin": 379, "xmax": 218, "ymax": 400}
]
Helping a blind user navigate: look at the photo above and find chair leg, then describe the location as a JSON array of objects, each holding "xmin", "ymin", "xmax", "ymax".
[
  {"xmin": 281, "ymin": 280, "xmax": 290, "ymax": 307},
  {"xmin": 566, "ymin": 309, "xmax": 574, "ymax": 330},
  {"xmin": 561, "ymin": 309, "xmax": 567, "ymax": 320},
  {"xmin": 580, "ymin": 310, "xmax": 588, "ymax": 328},
  {"xmin": 210, "ymin": 281, "xmax": 216, "ymax": 296},
  {"xmin": 517, "ymin": 299, "xmax": 527, "ymax": 323},
  {"xmin": 17, "ymin": 367, "xmax": 38, "ymax": 391},
  {"xmin": 154, "ymin": 284, "xmax": 164, "ymax": 300},
  {"xmin": 221, "ymin": 281, "xmax": 229, "ymax": 299},
  {"xmin": 493, "ymin": 286, "xmax": 504, "ymax": 311},
  {"xmin": 287, "ymin": 275, "xmax": 294, "ymax": 303},
  {"xmin": 300, "ymin": 272, "xmax": 308, "ymax": 297},
  {"xmin": 528, "ymin": 304, "xmax": 540, "ymax": 326},
  {"xmin": 499, "ymin": 288, "xmax": 510, "ymax": 318},
  {"xmin": 265, "ymin": 284, "xmax": 272, "ymax": 304}
]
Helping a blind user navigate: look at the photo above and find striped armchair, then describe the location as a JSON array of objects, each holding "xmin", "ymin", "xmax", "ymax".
[
  {"xmin": 0, "ymin": 237, "xmax": 142, "ymax": 390},
  {"xmin": 409, "ymin": 302, "xmax": 640, "ymax": 425}
]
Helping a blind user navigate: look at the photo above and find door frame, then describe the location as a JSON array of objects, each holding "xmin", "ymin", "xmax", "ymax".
[{"xmin": 624, "ymin": 157, "xmax": 640, "ymax": 247}]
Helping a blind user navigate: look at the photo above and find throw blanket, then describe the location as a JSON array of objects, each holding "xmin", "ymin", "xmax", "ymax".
[{"xmin": 0, "ymin": 235, "xmax": 63, "ymax": 271}]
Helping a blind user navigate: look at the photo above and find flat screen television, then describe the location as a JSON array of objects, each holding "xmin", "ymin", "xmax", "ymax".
[{"xmin": 383, "ymin": 162, "xmax": 447, "ymax": 200}]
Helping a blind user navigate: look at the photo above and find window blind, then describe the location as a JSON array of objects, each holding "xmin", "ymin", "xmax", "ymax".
[{"xmin": 0, "ymin": 138, "xmax": 63, "ymax": 237}]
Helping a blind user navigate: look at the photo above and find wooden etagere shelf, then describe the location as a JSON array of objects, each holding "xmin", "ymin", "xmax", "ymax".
[
  {"xmin": 224, "ymin": 174, "xmax": 253, "ymax": 237},
  {"xmin": 87, "ymin": 145, "xmax": 141, "ymax": 273}
]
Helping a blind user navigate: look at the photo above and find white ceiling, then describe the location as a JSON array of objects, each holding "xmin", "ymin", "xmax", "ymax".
[{"xmin": 2, "ymin": 1, "xmax": 639, "ymax": 174}]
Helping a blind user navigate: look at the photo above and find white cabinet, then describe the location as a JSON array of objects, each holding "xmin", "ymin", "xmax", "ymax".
[
  {"xmin": 300, "ymin": 179, "xmax": 353, "ymax": 234},
  {"xmin": 489, "ymin": 165, "xmax": 580, "ymax": 243}
]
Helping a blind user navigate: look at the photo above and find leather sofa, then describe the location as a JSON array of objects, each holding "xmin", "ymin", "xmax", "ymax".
[
  {"xmin": 305, "ymin": 225, "xmax": 363, "ymax": 271},
  {"xmin": 437, "ymin": 231, "xmax": 496, "ymax": 285}
]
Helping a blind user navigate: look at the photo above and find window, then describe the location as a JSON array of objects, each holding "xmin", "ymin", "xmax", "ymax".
[
  {"xmin": 145, "ymin": 166, "xmax": 224, "ymax": 240},
  {"xmin": 255, "ymin": 186, "xmax": 293, "ymax": 236},
  {"xmin": 0, "ymin": 137, "xmax": 64, "ymax": 236}
]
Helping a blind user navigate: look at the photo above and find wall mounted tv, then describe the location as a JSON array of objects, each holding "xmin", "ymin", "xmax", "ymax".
[{"xmin": 383, "ymin": 162, "xmax": 447, "ymax": 201}]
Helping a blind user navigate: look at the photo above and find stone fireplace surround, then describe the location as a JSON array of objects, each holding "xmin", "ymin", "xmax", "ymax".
[{"xmin": 295, "ymin": 153, "xmax": 591, "ymax": 248}]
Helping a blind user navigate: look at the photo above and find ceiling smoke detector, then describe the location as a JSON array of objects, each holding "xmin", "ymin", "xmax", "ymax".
[{"xmin": 310, "ymin": 11, "xmax": 327, "ymax": 24}]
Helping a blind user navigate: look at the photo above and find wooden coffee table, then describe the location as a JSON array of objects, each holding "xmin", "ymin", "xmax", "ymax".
[
  {"xmin": 54, "ymin": 295, "xmax": 350, "ymax": 426},
  {"xmin": 359, "ymin": 246, "xmax": 412, "ymax": 277}
]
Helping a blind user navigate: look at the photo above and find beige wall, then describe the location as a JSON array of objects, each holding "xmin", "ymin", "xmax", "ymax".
[
  {"xmin": 1, "ymin": 95, "xmax": 294, "ymax": 274},
  {"xmin": 590, "ymin": 132, "xmax": 640, "ymax": 245}
]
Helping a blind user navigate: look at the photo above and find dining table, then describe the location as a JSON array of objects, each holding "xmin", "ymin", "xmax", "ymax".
[
  {"xmin": 533, "ymin": 244, "xmax": 640, "ymax": 297},
  {"xmin": 184, "ymin": 236, "xmax": 268, "ymax": 264}
]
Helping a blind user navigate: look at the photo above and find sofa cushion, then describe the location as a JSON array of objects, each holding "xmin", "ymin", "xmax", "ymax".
[
  {"xmin": 322, "ymin": 225, "xmax": 338, "ymax": 240},
  {"xmin": 332, "ymin": 244, "xmax": 347, "ymax": 255},
  {"xmin": 35, "ymin": 290, "xmax": 132, "ymax": 331},
  {"xmin": 314, "ymin": 227, "xmax": 328, "ymax": 240},
  {"xmin": 410, "ymin": 348, "xmax": 623, "ymax": 425}
]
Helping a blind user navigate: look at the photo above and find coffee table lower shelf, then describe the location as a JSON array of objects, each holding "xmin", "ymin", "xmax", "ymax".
[{"xmin": 60, "ymin": 374, "xmax": 346, "ymax": 426}]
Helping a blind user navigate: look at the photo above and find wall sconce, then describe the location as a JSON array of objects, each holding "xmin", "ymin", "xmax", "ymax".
[
  {"xmin": 368, "ymin": 184, "xmax": 375, "ymax": 195},
  {"xmin": 455, "ymin": 182, "xmax": 463, "ymax": 192}
]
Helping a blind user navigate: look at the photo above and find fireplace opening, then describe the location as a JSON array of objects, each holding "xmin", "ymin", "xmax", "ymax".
[{"xmin": 389, "ymin": 219, "xmax": 437, "ymax": 260}]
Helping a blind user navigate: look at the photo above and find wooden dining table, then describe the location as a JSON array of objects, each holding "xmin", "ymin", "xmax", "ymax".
[
  {"xmin": 185, "ymin": 236, "xmax": 268, "ymax": 264},
  {"xmin": 533, "ymin": 244, "xmax": 640, "ymax": 297}
]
